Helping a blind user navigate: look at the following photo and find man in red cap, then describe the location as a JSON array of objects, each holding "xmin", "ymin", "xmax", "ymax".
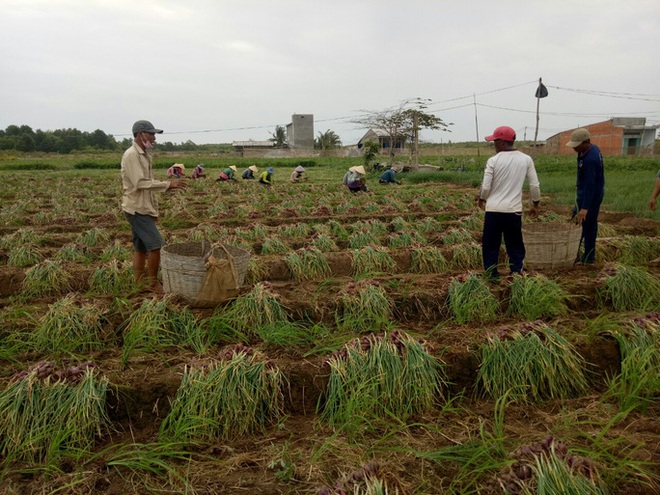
[
  {"xmin": 121, "ymin": 120, "xmax": 186, "ymax": 292},
  {"xmin": 478, "ymin": 126, "xmax": 541, "ymax": 279}
]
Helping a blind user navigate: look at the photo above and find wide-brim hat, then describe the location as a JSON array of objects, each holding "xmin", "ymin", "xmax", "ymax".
[
  {"xmin": 295, "ymin": 165, "xmax": 305, "ymax": 172},
  {"xmin": 197, "ymin": 164, "xmax": 205, "ymax": 169},
  {"xmin": 267, "ymin": 167, "xmax": 275, "ymax": 174},
  {"xmin": 566, "ymin": 128, "xmax": 591, "ymax": 147},
  {"xmin": 249, "ymin": 165, "xmax": 259, "ymax": 172},
  {"xmin": 229, "ymin": 165, "xmax": 238, "ymax": 172},
  {"xmin": 173, "ymin": 163, "xmax": 185, "ymax": 169}
]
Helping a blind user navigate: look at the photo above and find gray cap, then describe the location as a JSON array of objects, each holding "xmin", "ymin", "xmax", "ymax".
[{"xmin": 132, "ymin": 120, "xmax": 163, "ymax": 135}]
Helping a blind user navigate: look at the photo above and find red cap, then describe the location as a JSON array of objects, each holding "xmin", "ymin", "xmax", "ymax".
[{"xmin": 485, "ymin": 126, "xmax": 516, "ymax": 142}]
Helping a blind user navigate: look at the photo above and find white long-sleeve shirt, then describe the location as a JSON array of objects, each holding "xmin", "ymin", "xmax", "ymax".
[{"xmin": 479, "ymin": 150, "xmax": 540, "ymax": 212}]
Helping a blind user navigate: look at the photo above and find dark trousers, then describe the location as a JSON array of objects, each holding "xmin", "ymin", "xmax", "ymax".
[
  {"xmin": 579, "ymin": 202, "xmax": 601, "ymax": 264},
  {"xmin": 482, "ymin": 212, "xmax": 525, "ymax": 277}
]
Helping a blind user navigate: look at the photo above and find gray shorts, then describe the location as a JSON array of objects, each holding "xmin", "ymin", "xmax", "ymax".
[{"xmin": 124, "ymin": 212, "xmax": 164, "ymax": 252}]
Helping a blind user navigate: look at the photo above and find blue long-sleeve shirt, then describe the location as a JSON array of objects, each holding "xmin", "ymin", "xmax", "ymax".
[{"xmin": 576, "ymin": 144, "xmax": 605, "ymax": 210}]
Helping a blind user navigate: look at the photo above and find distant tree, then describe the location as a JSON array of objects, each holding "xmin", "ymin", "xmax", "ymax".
[
  {"xmin": 269, "ymin": 125, "xmax": 287, "ymax": 148},
  {"xmin": 362, "ymin": 141, "xmax": 380, "ymax": 168},
  {"xmin": 352, "ymin": 98, "xmax": 451, "ymax": 167},
  {"xmin": 4, "ymin": 125, "xmax": 21, "ymax": 137},
  {"xmin": 16, "ymin": 134, "xmax": 36, "ymax": 152},
  {"xmin": 315, "ymin": 129, "xmax": 342, "ymax": 150},
  {"xmin": 88, "ymin": 129, "xmax": 113, "ymax": 150}
]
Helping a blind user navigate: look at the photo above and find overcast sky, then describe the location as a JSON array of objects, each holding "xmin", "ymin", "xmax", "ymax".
[{"xmin": 1, "ymin": 0, "xmax": 659, "ymax": 146}]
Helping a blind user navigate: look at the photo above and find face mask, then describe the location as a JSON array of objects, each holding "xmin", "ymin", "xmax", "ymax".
[{"xmin": 142, "ymin": 138, "xmax": 153, "ymax": 150}]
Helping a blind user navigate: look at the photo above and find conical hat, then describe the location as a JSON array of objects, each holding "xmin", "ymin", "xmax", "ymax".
[
  {"xmin": 353, "ymin": 165, "xmax": 365, "ymax": 175},
  {"xmin": 173, "ymin": 163, "xmax": 185, "ymax": 170},
  {"xmin": 229, "ymin": 165, "xmax": 238, "ymax": 172},
  {"xmin": 249, "ymin": 165, "xmax": 258, "ymax": 172}
]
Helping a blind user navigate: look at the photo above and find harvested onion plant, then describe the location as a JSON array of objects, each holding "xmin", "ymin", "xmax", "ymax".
[
  {"xmin": 0, "ymin": 361, "xmax": 110, "ymax": 463},
  {"xmin": 278, "ymin": 222, "xmax": 311, "ymax": 238},
  {"xmin": 411, "ymin": 246, "xmax": 448, "ymax": 274},
  {"xmin": 32, "ymin": 294, "xmax": 104, "ymax": 353},
  {"xmin": 159, "ymin": 345, "xmax": 284, "ymax": 442},
  {"xmin": 55, "ymin": 242, "xmax": 93, "ymax": 263},
  {"xmin": 261, "ymin": 236, "xmax": 291, "ymax": 255},
  {"xmin": 244, "ymin": 256, "xmax": 268, "ymax": 285},
  {"xmin": 76, "ymin": 227, "xmax": 110, "ymax": 247},
  {"xmin": 328, "ymin": 219, "xmax": 350, "ymax": 242},
  {"xmin": 497, "ymin": 436, "xmax": 606, "ymax": 495},
  {"xmin": 348, "ymin": 231, "xmax": 381, "ymax": 249},
  {"xmin": 352, "ymin": 246, "xmax": 396, "ymax": 276},
  {"xmin": 508, "ymin": 274, "xmax": 569, "ymax": 320},
  {"xmin": 310, "ymin": 233, "xmax": 338, "ymax": 252},
  {"xmin": 318, "ymin": 462, "xmax": 398, "ymax": 495},
  {"xmin": 7, "ymin": 244, "xmax": 43, "ymax": 268},
  {"xmin": 441, "ymin": 228, "xmax": 474, "ymax": 246},
  {"xmin": 120, "ymin": 296, "xmax": 197, "ymax": 366},
  {"xmin": 337, "ymin": 281, "xmax": 393, "ymax": 333},
  {"xmin": 387, "ymin": 230, "xmax": 425, "ymax": 249},
  {"xmin": 611, "ymin": 236, "xmax": 660, "ymax": 265},
  {"xmin": 597, "ymin": 264, "xmax": 660, "ymax": 312},
  {"xmin": 216, "ymin": 282, "xmax": 289, "ymax": 337},
  {"xmin": 390, "ymin": 216, "xmax": 409, "ymax": 232},
  {"xmin": 477, "ymin": 322, "xmax": 588, "ymax": 403},
  {"xmin": 99, "ymin": 239, "xmax": 133, "ymax": 262},
  {"xmin": 285, "ymin": 247, "xmax": 331, "ymax": 281},
  {"xmin": 450, "ymin": 242, "xmax": 483, "ymax": 270},
  {"xmin": 447, "ymin": 273, "xmax": 499, "ymax": 324},
  {"xmin": 88, "ymin": 260, "xmax": 134, "ymax": 295},
  {"xmin": 604, "ymin": 315, "xmax": 659, "ymax": 412},
  {"xmin": 21, "ymin": 259, "xmax": 73, "ymax": 298},
  {"xmin": 320, "ymin": 330, "xmax": 445, "ymax": 427}
]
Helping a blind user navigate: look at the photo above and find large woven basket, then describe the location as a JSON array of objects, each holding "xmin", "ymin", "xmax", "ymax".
[
  {"xmin": 522, "ymin": 223, "xmax": 581, "ymax": 270},
  {"xmin": 161, "ymin": 241, "xmax": 250, "ymax": 302}
]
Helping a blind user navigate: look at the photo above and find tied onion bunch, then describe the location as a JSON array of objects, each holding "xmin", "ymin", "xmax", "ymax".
[
  {"xmin": 159, "ymin": 344, "xmax": 284, "ymax": 442},
  {"xmin": 0, "ymin": 360, "xmax": 110, "ymax": 463},
  {"xmin": 320, "ymin": 329, "xmax": 446, "ymax": 426}
]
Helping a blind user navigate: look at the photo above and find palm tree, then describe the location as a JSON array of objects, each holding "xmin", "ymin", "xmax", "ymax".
[
  {"xmin": 315, "ymin": 129, "xmax": 342, "ymax": 150},
  {"xmin": 269, "ymin": 125, "xmax": 288, "ymax": 148}
]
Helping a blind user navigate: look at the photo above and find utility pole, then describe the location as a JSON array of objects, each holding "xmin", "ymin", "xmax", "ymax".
[{"xmin": 473, "ymin": 94, "xmax": 480, "ymax": 157}]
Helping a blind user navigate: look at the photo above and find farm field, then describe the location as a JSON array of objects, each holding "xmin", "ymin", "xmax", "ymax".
[{"xmin": 0, "ymin": 156, "xmax": 659, "ymax": 495}]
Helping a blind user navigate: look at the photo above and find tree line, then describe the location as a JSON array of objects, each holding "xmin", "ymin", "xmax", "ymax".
[{"xmin": 0, "ymin": 125, "xmax": 231, "ymax": 154}]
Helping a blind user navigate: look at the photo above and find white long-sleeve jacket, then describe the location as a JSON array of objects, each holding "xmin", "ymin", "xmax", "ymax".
[{"xmin": 479, "ymin": 150, "xmax": 540, "ymax": 212}]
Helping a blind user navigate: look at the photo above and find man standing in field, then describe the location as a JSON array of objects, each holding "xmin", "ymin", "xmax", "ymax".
[
  {"xmin": 478, "ymin": 126, "xmax": 541, "ymax": 280},
  {"xmin": 121, "ymin": 120, "xmax": 186, "ymax": 292},
  {"xmin": 566, "ymin": 128, "xmax": 605, "ymax": 265}
]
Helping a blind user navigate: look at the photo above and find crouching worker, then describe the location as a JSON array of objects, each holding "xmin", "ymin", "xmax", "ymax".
[
  {"xmin": 217, "ymin": 165, "xmax": 238, "ymax": 181},
  {"xmin": 290, "ymin": 165, "xmax": 306, "ymax": 183},
  {"xmin": 259, "ymin": 167, "xmax": 275, "ymax": 186},
  {"xmin": 121, "ymin": 120, "xmax": 187, "ymax": 293},
  {"xmin": 342, "ymin": 165, "xmax": 368, "ymax": 192},
  {"xmin": 379, "ymin": 167, "xmax": 401, "ymax": 185},
  {"xmin": 167, "ymin": 163, "xmax": 185, "ymax": 178},
  {"xmin": 191, "ymin": 163, "xmax": 206, "ymax": 179},
  {"xmin": 242, "ymin": 165, "xmax": 259, "ymax": 179}
]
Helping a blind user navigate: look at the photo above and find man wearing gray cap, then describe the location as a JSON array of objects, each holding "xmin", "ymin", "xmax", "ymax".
[
  {"xmin": 566, "ymin": 128, "xmax": 605, "ymax": 265},
  {"xmin": 121, "ymin": 120, "xmax": 186, "ymax": 292}
]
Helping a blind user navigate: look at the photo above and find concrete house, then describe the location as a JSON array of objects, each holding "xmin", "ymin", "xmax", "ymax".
[
  {"xmin": 286, "ymin": 114, "xmax": 314, "ymax": 149},
  {"xmin": 545, "ymin": 118, "xmax": 658, "ymax": 156},
  {"xmin": 356, "ymin": 128, "xmax": 406, "ymax": 153}
]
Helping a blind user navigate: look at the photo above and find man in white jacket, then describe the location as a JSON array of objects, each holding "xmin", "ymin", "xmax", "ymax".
[{"xmin": 478, "ymin": 126, "xmax": 540, "ymax": 279}]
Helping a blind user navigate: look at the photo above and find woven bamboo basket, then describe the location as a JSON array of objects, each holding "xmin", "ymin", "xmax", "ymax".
[
  {"xmin": 161, "ymin": 241, "xmax": 250, "ymax": 302},
  {"xmin": 522, "ymin": 223, "xmax": 581, "ymax": 270}
]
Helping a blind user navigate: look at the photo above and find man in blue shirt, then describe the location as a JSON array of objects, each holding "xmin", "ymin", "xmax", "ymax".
[{"xmin": 566, "ymin": 128, "xmax": 605, "ymax": 264}]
